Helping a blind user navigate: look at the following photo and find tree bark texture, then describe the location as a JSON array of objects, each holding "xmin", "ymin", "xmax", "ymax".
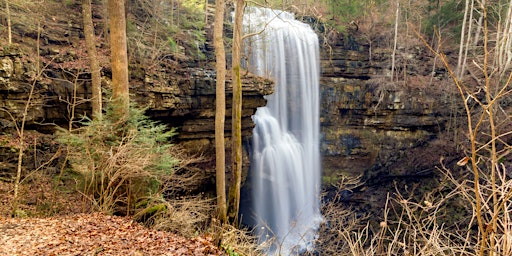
[
  {"xmin": 227, "ymin": 0, "xmax": 244, "ymax": 226},
  {"xmin": 5, "ymin": 0, "xmax": 11, "ymax": 45},
  {"xmin": 82, "ymin": 0, "xmax": 102, "ymax": 119},
  {"xmin": 213, "ymin": 0, "xmax": 227, "ymax": 225},
  {"xmin": 108, "ymin": 0, "xmax": 130, "ymax": 119}
]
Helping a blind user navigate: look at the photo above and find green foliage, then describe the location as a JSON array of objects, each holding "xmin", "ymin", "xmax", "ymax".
[
  {"xmin": 56, "ymin": 105, "xmax": 178, "ymax": 215},
  {"xmin": 423, "ymin": 0, "xmax": 464, "ymax": 39},
  {"xmin": 221, "ymin": 244, "xmax": 241, "ymax": 256},
  {"xmin": 324, "ymin": 0, "xmax": 365, "ymax": 23},
  {"xmin": 487, "ymin": 0, "xmax": 512, "ymax": 26},
  {"xmin": 63, "ymin": 0, "xmax": 75, "ymax": 7},
  {"xmin": 128, "ymin": 0, "xmax": 207, "ymax": 65},
  {"xmin": 167, "ymin": 37, "xmax": 178, "ymax": 53},
  {"xmin": 126, "ymin": 20, "xmax": 138, "ymax": 34},
  {"xmin": 180, "ymin": 0, "xmax": 205, "ymax": 12},
  {"xmin": 251, "ymin": 0, "xmax": 384, "ymax": 33}
]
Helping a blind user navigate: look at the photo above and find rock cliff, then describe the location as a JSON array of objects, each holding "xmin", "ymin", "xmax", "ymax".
[
  {"xmin": 318, "ymin": 30, "xmax": 460, "ymax": 183},
  {"xmin": 0, "ymin": 27, "xmax": 272, "ymax": 193},
  {"xmin": 0, "ymin": 49, "xmax": 272, "ymax": 138}
]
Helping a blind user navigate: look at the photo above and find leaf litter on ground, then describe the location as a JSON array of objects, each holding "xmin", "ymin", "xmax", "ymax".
[{"xmin": 0, "ymin": 212, "xmax": 224, "ymax": 256}]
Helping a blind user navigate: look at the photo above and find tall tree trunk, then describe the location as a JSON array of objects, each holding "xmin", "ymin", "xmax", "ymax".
[
  {"xmin": 494, "ymin": 2, "xmax": 504, "ymax": 70},
  {"xmin": 102, "ymin": 0, "xmax": 109, "ymax": 44},
  {"xmin": 227, "ymin": 0, "xmax": 245, "ymax": 226},
  {"xmin": 5, "ymin": 0, "xmax": 11, "ymax": 45},
  {"xmin": 461, "ymin": 0, "xmax": 475, "ymax": 80},
  {"xmin": 473, "ymin": 1, "xmax": 485, "ymax": 46},
  {"xmin": 83, "ymin": 0, "xmax": 102, "ymax": 119},
  {"xmin": 391, "ymin": 1, "xmax": 399, "ymax": 81},
  {"xmin": 213, "ymin": 0, "xmax": 227, "ymax": 225},
  {"xmin": 108, "ymin": 0, "xmax": 130, "ymax": 119},
  {"xmin": 457, "ymin": 0, "xmax": 470, "ymax": 79},
  {"xmin": 498, "ymin": 0, "xmax": 512, "ymax": 76},
  {"xmin": 478, "ymin": 3, "xmax": 490, "ymax": 254},
  {"xmin": 13, "ymin": 23, "xmax": 42, "ymax": 216}
]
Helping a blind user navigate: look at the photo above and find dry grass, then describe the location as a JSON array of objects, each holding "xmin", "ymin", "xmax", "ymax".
[
  {"xmin": 317, "ymin": 160, "xmax": 512, "ymax": 256},
  {"xmin": 135, "ymin": 195, "xmax": 214, "ymax": 238},
  {"xmin": 0, "ymin": 173, "xmax": 92, "ymax": 218},
  {"xmin": 134, "ymin": 194, "xmax": 264, "ymax": 255},
  {"xmin": 218, "ymin": 223, "xmax": 267, "ymax": 256}
]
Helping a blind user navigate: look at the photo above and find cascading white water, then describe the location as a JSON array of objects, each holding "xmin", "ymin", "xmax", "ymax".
[{"xmin": 243, "ymin": 7, "xmax": 322, "ymax": 255}]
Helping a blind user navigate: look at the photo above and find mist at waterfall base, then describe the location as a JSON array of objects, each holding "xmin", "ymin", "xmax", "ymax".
[{"xmin": 241, "ymin": 7, "xmax": 322, "ymax": 255}]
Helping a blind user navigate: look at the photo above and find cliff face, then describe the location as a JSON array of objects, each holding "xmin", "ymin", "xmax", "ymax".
[
  {"xmin": 0, "ymin": 43, "xmax": 272, "ymax": 191},
  {"xmin": 318, "ymin": 31, "xmax": 460, "ymax": 182},
  {"xmin": 0, "ymin": 50, "xmax": 272, "ymax": 137}
]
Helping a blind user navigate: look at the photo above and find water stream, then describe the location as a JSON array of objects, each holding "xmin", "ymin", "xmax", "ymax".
[{"xmin": 243, "ymin": 7, "xmax": 322, "ymax": 255}]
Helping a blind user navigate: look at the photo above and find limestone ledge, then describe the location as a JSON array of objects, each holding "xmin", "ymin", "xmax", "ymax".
[
  {"xmin": 318, "ymin": 32, "xmax": 457, "ymax": 180},
  {"xmin": 0, "ymin": 49, "xmax": 273, "ymax": 142}
]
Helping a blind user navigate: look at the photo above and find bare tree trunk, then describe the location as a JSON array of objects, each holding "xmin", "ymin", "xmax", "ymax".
[
  {"xmin": 390, "ymin": 1, "xmax": 399, "ymax": 81},
  {"xmin": 480, "ymin": 4, "xmax": 490, "ymax": 254},
  {"xmin": 457, "ymin": 0, "xmax": 470, "ymax": 78},
  {"xmin": 498, "ymin": 0, "xmax": 512, "ymax": 75},
  {"xmin": 108, "ymin": 0, "xmax": 130, "ymax": 119},
  {"xmin": 13, "ymin": 23, "xmax": 42, "ymax": 215},
  {"xmin": 228, "ymin": 0, "xmax": 245, "ymax": 226},
  {"xmin": 5, "ymin": 0, "xmax": 11, "ymax": 45},
  {"xmin": 213, "ymin": 0, "xmax": 227, "ymax": 225},
  {"xmin": 505, "ymin": 0, "xmax": 512, "ymax": 74},
  {"xmin": 473, "ymin": 0, "xmax": 484, "ymax": 46},
  {"xmin": 461, "ymin": 0, "xmax": 475, "ymax": 80},
  {"xmin": 103, "ymin": 0, "xmax": 109, "ymax": 44},
  {"xmin": 82, "ymin": 0, "xmax": 102, "ymax": 119},
  {"xmin": 494, "ymin": 2, "xmax": 504, "ymax": 70}
]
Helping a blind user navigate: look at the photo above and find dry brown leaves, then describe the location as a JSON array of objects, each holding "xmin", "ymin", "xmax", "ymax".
[{"xmin": 0, "ymin": 213, "xmax": 224, "ymax": 256}]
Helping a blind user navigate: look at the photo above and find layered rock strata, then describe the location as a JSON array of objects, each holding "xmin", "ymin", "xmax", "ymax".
[{"xmin": 319, "ymin": 32, "xmax": 459, "ymax": 182}]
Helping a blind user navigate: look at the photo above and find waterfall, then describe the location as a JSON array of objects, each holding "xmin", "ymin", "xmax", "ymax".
[{"xmin": 243, "ymin": 7, "xmax": 322, "ymax": 255}]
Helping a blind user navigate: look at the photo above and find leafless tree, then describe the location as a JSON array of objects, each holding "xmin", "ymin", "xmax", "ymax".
[
  {"xmin": 82, "ymin": 0, "xmax": 102, "ymax": 119},
  {"xmin": 214, "ymin": 0, "xmax": 227, "ymax": 225},
  {"xmin": 228, "ymin": 0, "xmax": 246, "ymax": 226},
  {"xmin": 108, "ymin": 0, "xmax": 130, "ymax": 119}
]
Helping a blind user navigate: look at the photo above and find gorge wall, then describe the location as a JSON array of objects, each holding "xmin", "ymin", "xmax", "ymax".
[
  {"xmin": 0, "ymin": 43, "xmax": 272, "ymax": 191},
  {"xmin": 0, "ymin": 8, "xmax": 461, "ymax": 194},
  {"xmin": 317, "ymin": 28, "xmax": 461, "ymax": 184}
]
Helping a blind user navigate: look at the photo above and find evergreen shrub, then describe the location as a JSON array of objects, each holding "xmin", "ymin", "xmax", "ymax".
[{"xmin": 57, "ymin": 105, "xmax": 178, "ymax": 215}]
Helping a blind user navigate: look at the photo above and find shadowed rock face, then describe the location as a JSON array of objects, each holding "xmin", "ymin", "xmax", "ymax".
[
  {"xmin": 0, "ymin": 45, "xmax": 272, "ymax": 193},
  {"xmin": 318, "ymin": 31, "xmax": 459, "ymax": 182},
  {"xmin": 0, "ymin": 47, "xmax": 272, "ymax": 139}
]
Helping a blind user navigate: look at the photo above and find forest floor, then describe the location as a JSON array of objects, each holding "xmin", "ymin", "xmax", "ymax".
[
  {"xmin": 0, "ymin": 212, "xmax": 222, "ymax": 256},
  {"xmin": 0, "ymin": 179, "xmax": 225, "ymax": 256}
]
